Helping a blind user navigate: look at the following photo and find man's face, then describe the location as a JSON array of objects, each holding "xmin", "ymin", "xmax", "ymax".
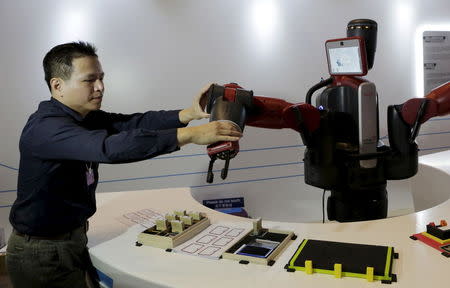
[{"xmin": 59, "ymin": 56, "xmax": 105, "ymax": 116}]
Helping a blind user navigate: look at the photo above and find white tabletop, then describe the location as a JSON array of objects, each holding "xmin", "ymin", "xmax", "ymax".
[{"xmin": 88, "ymin": 151, "xmax": 450, "ymax": 288}]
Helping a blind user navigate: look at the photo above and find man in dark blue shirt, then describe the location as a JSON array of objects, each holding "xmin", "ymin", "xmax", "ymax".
[{"xmin": 6, "ymin": 41, "xmax": 241, "ymax": 288}]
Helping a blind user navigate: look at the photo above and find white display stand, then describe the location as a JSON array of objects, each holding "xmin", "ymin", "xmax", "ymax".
[{"xmin": 89, "ymin": 151, "xmax": 450, "ymax": 288}]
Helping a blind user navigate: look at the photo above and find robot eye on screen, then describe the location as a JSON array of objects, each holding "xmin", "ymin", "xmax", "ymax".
[{"xmin": 204, "ymin": 19, "xmax": 450, "ymax": 222}]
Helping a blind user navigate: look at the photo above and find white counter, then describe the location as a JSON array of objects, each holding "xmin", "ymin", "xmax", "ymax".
[{"xmin": 88, "ymin": 150, "xmax": 450, "ymax": 288}]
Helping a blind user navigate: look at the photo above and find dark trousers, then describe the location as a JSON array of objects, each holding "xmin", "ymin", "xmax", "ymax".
[{"xmin": 6, "ymin": 225, "xmax": 99, "ymax": 288}]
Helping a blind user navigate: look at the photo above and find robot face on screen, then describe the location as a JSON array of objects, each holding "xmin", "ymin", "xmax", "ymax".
[{"xmin": 325, "ymin": 37, "xmax": 368, "ymax": 76}]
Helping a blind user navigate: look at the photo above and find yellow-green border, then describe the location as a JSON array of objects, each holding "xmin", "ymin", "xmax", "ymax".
[
  {"xmin": 286, "ymin": 240, "xmax": 393, "ymax": 281},
  {"xmin": 421, "ymin": 232, "xmax": 450, "ymax": 244}
]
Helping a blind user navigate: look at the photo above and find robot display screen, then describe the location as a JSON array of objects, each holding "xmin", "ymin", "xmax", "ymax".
[{"xmin": 326, "ymin": 38, "xmax": 367, "ymax": 76}]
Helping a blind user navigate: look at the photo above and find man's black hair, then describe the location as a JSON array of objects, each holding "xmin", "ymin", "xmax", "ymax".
[{"xmin": 43, "ymin": 41, "xmax": 98, "ymax": 91}]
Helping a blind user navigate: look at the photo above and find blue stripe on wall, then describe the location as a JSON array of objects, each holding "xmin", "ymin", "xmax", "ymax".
[
  {"xmin": 0, "ymin": 189, "xmax": 17, "ymax": 194},
  {"xmin": 1, "ymin": 129, "xmax": 450, "ymax": 171},
  {"xmin": 1, "ymin": 137, "xmax": 449, "ymax": 208},
  {"xmin": 420, "ymin": 145, "xmax": 450, "ymax": 151},
  {"xmin": 191, "ymin": 174, "xmax": 303, "ymax": 188},
  {"xmin": 1, "ymin": 142, "xmax": 450, "ymax": 194},
  {"xmin": 99, "ymin": 161, "xmax": 303, "ymax": 184},
  {"xmin": 429, "ymin": 117, "xmax": 450, "ymax": 121},
  {"xmin": 0, "ymin": 163, "xmax": 18, "ymax": 171}
]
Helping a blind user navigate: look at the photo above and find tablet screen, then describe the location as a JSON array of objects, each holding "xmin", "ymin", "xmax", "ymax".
[{"xmin": 326, "ymin": 37, "xmax": 367, "ymax": 76}]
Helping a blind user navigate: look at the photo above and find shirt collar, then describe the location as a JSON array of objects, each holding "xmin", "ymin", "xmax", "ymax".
[{"xmin": 50, "ymin": 97, "xmax": 85, "ymax": 122}]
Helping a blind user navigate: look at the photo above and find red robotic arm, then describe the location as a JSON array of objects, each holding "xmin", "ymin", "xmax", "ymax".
[
  {"xmin": 400, "ymin": 81, "xmax": 450, "ymax": 125},
  {"xmin": 393, "ymin": 81, "xmax": 450, "ymax": 143},
  {"xmin": 245, "ymin": 96, "xmax": 320, "ymax": 133},
  {"xmin": 204, "ymin": 83, "xmax": 320, "ymax": 183}
]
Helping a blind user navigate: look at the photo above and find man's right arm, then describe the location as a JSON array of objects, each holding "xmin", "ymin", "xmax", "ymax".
[
  {"xmin": 24, "ymin": 116, "xmax": 241, "ymax": 163},
  {"xmin": 177, "ymin": 121, "xmax": 242, "ymax": 147},
  {"xmin": 25, "ymin": 115, "xmax": 180, "ymax": 163}
]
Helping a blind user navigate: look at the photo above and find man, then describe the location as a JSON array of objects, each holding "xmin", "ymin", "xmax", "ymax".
[{"xmin": 6, "ymin": 41, "xmax": 241, "ymax": 288}]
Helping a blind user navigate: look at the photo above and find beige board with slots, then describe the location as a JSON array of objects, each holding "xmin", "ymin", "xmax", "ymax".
[{"xmin": 137, "ymin": 210, "xmax": 211, "ymax": 249}]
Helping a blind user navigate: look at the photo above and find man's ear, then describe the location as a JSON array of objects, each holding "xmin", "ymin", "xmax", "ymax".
[{"xmin": 50, "ymin": 78, "xmax": 63, "ymax": 95}]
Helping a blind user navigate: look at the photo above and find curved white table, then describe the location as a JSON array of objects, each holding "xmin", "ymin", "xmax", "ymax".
[{"xmin": 89, "ymin": 150, "xmax": 450, "ymax": 288}]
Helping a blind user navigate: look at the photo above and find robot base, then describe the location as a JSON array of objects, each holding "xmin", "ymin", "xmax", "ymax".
[{"xmin": 327, "ymin": 185, "xmax": 388, "ymax": 222}]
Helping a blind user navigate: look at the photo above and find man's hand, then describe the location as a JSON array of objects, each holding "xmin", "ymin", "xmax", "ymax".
[
  {"xmin": 177, "ymin": 121, "xmax": 242, "ymax": 147},
  {"xmin": 179, "ymin": 84, "xmax": 213, "ymax": 124}
]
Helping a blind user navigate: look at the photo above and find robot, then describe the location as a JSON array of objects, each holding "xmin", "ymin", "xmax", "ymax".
[{"xmin": 204, "ymin": 19, "xmax": 450, "ymax": 222}]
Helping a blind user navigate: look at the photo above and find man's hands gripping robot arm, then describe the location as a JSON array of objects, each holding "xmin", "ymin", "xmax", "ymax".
[
  {"xmin": 203, "ymin": 83, "xmax": 320, "ymax": 183},
  {"xmin": 177, "ymin": 84, "xmax": 243, "ymax": 147}
]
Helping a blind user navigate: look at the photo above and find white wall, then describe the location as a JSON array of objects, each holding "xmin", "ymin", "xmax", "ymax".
[{"xmin": 1, "ymin": 0, "xmax": 450, "ymax": 226}]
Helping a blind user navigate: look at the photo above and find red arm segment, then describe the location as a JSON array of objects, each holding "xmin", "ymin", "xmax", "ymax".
[
  {"xmin": 246, "ymin": 96, "xmax": 320, "ymax": 133},
  {"xmin": 401, "ymin": 81, "xmax": 450, "ymax": 126},
  {"xmin": 204, "ymin": 83, "xmax": 320, "ymax": 183}
]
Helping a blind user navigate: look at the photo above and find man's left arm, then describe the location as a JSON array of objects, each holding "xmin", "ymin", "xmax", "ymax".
[
  {"xmin": 92, "ymin": 84, "xmax": 211, "ymax": 131},
  {"xmin": 178, "ymin": 83, "xmax": 211, "ymax": 124}
]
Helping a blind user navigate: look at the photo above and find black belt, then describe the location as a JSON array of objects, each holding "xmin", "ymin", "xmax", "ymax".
[{"xmin": 13, "ymin": 222, "xmax": 89, "ymax": 241}]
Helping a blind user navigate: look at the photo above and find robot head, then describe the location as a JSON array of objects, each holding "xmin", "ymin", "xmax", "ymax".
[{"xmin": 347, "ymin": 19, "xmax": 377, "ymax": 70}]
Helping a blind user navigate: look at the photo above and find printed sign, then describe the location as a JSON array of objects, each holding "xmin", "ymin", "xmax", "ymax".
[{"xmin": 203, "ymin": 197, "xmax": 244, "ymax": 209}]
